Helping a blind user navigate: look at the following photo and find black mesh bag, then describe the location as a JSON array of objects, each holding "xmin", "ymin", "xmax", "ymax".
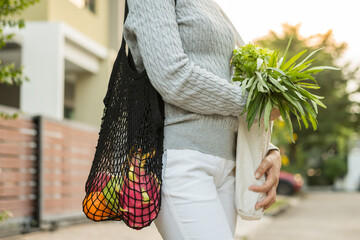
[{"xmin": 82, "ymin": 0, "xmax": 176, "ymax": 230}]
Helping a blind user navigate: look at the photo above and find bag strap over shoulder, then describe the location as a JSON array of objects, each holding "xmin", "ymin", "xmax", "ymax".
[
  {"xmin": 122, "ymin": 0, "xmax": 178, "ymax": 63},
  {"xmin": 103, "ymin": 0, "xmax": 178, "ymax": 106}
]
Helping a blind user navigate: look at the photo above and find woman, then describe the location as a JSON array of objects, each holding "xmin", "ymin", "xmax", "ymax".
[{"xmin": 123, "ymin": 0, "xmax": 282, "ymax": 239}]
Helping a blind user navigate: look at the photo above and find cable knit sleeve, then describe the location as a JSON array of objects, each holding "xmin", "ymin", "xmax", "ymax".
[{"xmin": 125, "ymin": 0, "xmax": 247, "ymax": 117}]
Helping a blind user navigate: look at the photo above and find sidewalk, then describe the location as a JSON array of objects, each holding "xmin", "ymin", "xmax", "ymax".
[
  {"xmin": 247, "ymin": 191, "xmax": 360, "ymax": 240},
  {"xmin": 2, "ymin": 196, "xmax": 298, "ymax": 240},
  {"xmin": 3, "ymin": 217, "xmax": 272, "ymax": 240},
  {"xmin": 235, "ymin": 195, "xmax": 299, "ymax": 240}
]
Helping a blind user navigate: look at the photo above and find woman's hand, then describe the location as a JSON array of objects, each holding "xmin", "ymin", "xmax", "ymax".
[{"xmin": 248, "ymin": 149, "xmax": 282, "ymax": 210}]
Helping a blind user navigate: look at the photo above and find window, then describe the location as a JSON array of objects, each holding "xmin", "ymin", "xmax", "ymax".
[
  {"xmin": 68, "ymin": 0, "xmax": 96, "ymax": 13},
  {"xmin": 0, "ymin": 43, "xmax": 21, "ymax": 109},
  {"xmin": 64, "ymin": 81, "xmax": 76, "ymax": 120}
]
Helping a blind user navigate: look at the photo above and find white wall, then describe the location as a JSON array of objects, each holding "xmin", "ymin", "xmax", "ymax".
[
  {"xmin": 20, "ymin": 22, "xmax": 65, "ymax": 119},
  {"xmin": 345, "ymin": 140, "xmax": 360, "ymax": 191}
]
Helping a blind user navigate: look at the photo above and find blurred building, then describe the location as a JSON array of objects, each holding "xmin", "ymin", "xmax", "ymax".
[{"xmin": 0, "ymin": 0, "xmax": 126, "ymax": 127}]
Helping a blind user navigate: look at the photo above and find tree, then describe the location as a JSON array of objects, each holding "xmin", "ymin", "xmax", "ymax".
[
  {"xmin": 255, "ymin": 24, "xmax": 360, "ymax": 184},
  {"xmin": 0, "ymin": 0, "xmax": 39, "ymax": 119}
]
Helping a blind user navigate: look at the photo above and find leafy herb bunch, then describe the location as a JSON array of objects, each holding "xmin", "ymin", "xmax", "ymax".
[{"xmin": 231, "ymin": 38, "xmax": 338, "ymax": 141}]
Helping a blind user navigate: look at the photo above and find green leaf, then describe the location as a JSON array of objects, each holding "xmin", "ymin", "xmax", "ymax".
[
  {"xmin": 282, "ymin": 78, "xmax": 297, "ymax": 90},
  {"xmin": 246, "ymin": 79, "xmax": 258, "ymax": 110},
  {"xmin": 297, "ymin": 82, "xmax": 320, "ymax": 89},
  {"xmin": 288, "ymin": 72, "xmax": 316, "ymax": 82},
  {"xmin": 302, "ymin": 68, "xmax": 324, "ymax": 74},
  {"xmin": 283, "ymin": 90, "xmax": 306, "ymax": 118},
  {"xmin": 305, "ymin": 66, "xmax": 340, "ymax": 72},
  {"xmin": 287, "ymin": 62, "xmax": 298, "ymax": 72},
  {"xmin": 281, "ymin": 91, "xmax": 297, "ymax": 107},
  {"xmin": 257, "ymin": 58, "xmax": 264, "ymax": 70},
  {"xmin": 232, "ymin": 76, "xmax": 243, "ymax": 82},
  {"xmin": 278, "ymin": 57, "xmax": 284, "ymax": 67},
  {"xmin": 270, "ymin": 94, "xmax": 279, "ymax": 106},
  {"xmin": 313, "ymin": 98, "xmax": 327, "ymax": 108},
  {"xmin": 267, "ymin": 67, "xmax": 286, "ymax": 76},
  {"xmin": 290, "ymin": 108, "xmax": 302, "ymax": 130},
  {"xmin": 280, "ymin": 36, "xmax": 293, "ymax": 69},
  {"xmin": 241, "ymin": 78, "xmax": 249, "ymax": 94},
  {"xmin": 301, "ymin": 114, "xmax": 309, "ymax": 129},
  {"xmin": 245, "ymin": 76, "xmax": 255, "ymax": 91},
  {"xmin": 296, "ymin": 86, "xmax": 322, "ymax": 101},
  {"xmin": 281, "ymin": 49, "xmax": 307, "ymax": 71},
  {"xmin": 247, "ymin": 95, "xmax": 263, "ymax": 130},
  {"xmin": 6, "ymin": 33, "xmax": 15, "ymax": 40},
  {"xmin": 255, "ymin": 71, "xmax": 269, "ymax": 92},
  {"xmin": 269, "ymin": 50, "xmax": 278, "ymax": 68},
  {"xmin": 18, "ymin": 19, "xmax": 25, "ymax": 28},
  {"xmin": 279, "ymin": 102, "xmax": 294, "ymax": 142},
  {"xmin": 310, "ymin": 100, "xmax": 318, "ymax": 114},
  {"xmin": 268, "ymin": 75, "xmax": 287, "ymax": 92},
  {"xmin": 294, "ymin": 48, "xmax": 323, "ymax": 69},
  {"xmin": 307, "ymin": 111, "xmax": 318, "ymax": 130},
  {"xmin": 264, "ymin": 99, "xmax": 272, "ymax": 131},
  {"xmin": 258, "ymin": 97, "xmax": 267, "ymax": 127},
  {"xmin": 291, "ymin": 89, "xmax": 305, "ymax": 100},
  {"xmin": 303, "ymin": 101, "xmax": 318, "ymax": 128},
  {"xmin": 296, "ymin": 59, "xmax": 316, "ymax": 72}
]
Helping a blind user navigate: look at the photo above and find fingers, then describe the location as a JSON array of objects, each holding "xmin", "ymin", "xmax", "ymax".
[
  {"xmin": 249, "ymin": 151, "xmax": 280, "ymax": 192},
  {"xmin": 249, "ymin": 169, "xmax": 276, "ymax": 193},
  {"xmin": 265, "ymin": 149, "xmax": 282, "ymax": 171},
  {"xmin": 255, "ymin": 186, "xmax": 277, "ymax": 210},
  {"xmin": 253, "ymin": 155, "xmax": 273, "ymax": 180},
  {"xmin": 250, "ymin": 150, "xmax": 281, "ymax": 191},
  {"xmin": 248, "ymin": 148, "xmax": 282, "ymax": 211}
]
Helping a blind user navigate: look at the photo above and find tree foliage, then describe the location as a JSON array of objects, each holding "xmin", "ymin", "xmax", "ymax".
[
  {"xmin": 255, "ymin": 24, "xmax": 360, "ymax": 184},
  {"xmin": 0, "ymin": 0, "xmax": 39, "ymax": 119}
]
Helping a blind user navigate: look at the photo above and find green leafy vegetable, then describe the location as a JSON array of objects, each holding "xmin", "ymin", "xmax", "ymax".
[{"xmin": 230, "ymin": 38, "xmax": 339, "ymax": 142}]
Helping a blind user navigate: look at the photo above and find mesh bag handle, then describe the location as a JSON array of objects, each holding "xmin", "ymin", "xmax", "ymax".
[{"xmin": 82, "ymin": 0, "xmax": 176, "ymax": 230}]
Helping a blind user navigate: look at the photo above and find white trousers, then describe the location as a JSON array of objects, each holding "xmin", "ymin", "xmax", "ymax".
[{"xmin": 154, "ymin": 149, "xmax": 237, "ymax": 240}]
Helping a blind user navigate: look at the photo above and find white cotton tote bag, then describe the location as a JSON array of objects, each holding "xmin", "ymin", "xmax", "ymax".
[{"xmin": 235, "ymin": 115, "xmax": 273, "ymax": 220}]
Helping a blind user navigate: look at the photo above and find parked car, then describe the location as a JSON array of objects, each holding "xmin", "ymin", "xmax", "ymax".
[{"xmin": 276, "ymin": 171, "xmax": 304, "ymax": 195}]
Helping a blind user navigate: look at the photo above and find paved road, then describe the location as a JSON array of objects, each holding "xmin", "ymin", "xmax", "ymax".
[
  {"xmin": 247, "ymin": 191, "xmax": 360, "ymax": 240},
  {"xmin": 3, "ymin": 191, "xmax": 360, "ymax": 240}
]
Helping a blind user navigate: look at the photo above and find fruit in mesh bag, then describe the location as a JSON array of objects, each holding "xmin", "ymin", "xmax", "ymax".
[
  {"xmin": 102, "ymin": 175, "xmax": 126, "ymax": 214},
  {"xmin": 82, "ymin": 192, "xmax": 117, "ymax": 221},
  {"xmin": 119, "ymin": 148, "xmax": 161, "ymax": 229},
  {"xmin": 85, "ymin": 172, "xmax": 112, "ymax": 192}
]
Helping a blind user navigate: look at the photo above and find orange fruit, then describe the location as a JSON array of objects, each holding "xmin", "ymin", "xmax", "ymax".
[{"xmin": 83, "ymin": 192, "xmax": 118, "ymax": 221}]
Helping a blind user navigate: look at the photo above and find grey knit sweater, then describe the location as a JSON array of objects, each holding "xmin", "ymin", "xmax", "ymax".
[{"xmin": 123, "ymin": 0, "xmax": 277, "ymax": 161}]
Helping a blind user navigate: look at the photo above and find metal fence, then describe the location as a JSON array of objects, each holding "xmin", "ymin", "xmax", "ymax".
[{"xmin": 0, "ymin": 106, "xmax": 98, "ymax": 237}]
